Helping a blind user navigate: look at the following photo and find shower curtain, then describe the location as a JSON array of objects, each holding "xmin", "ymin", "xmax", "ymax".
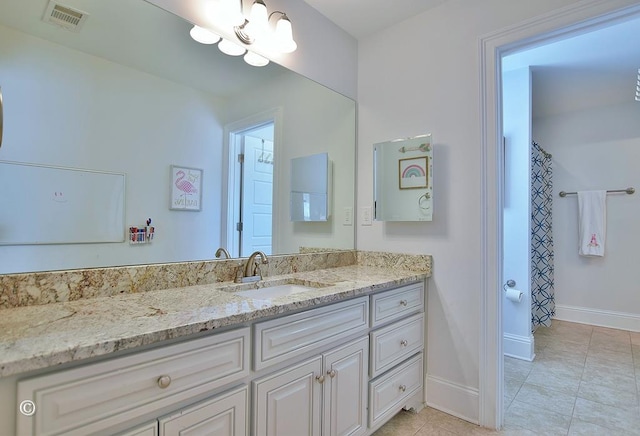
[{"xmin": 530, "ymin": 141, "xmax": 555, "ymax": 328}]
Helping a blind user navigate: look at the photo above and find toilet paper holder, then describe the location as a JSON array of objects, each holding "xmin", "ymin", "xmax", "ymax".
[{"xmin": 503, "ymin": 279, "xmax": 516, "ymax": 291}]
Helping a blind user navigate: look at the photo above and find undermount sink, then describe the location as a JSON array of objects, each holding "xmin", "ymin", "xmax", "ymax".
[{"xmin": 233, "ymin": 280, "xmax": 329, "ymax": 299}]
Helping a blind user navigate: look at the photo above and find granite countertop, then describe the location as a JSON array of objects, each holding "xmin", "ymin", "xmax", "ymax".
[{"xmin": 0, "ymin": 265, "xmax": 428, "ymax": 378}]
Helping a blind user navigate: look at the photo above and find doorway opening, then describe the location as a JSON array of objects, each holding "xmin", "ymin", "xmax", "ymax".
[
  {"xmin": 227, "ymin": 121, "xmax": 275, "ymax": 258},
  {"xmin": 480, "ymin": 1, "xmax": 640, "ymax": 429}
]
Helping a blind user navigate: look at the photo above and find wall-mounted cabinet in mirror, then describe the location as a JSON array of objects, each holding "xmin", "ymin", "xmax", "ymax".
[
  {"xmin": 290, "ymin": 152, "xmax": 331, "ymax": 222},
  {"xmin": 374, "ymin": 134, "xmax": 433, "ymax": 222},
  {"xmin": 0, "ymin": 0, "xmax": 355, "ymax": 274}
]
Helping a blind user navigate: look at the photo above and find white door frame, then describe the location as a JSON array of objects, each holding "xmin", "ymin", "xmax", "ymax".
[
  {"xmin": 223, "ymin": 108, "xmax": 283, "ymax": 257},
  {"xmin": 479, "ymin": 0, "xmax": 640, "ymax": 428}
]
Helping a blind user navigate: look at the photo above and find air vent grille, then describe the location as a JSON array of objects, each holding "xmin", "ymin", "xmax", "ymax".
[{"xmin": 43, "ymin": 1, "xmax": 89, "ymax": 32}]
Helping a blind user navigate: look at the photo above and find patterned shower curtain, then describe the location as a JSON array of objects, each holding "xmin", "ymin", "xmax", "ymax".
[{"xmin": 530, "ymin": 141, "xmax": 555, "ymax": 328}]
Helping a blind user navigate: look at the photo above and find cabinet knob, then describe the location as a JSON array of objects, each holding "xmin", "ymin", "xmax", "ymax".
[
  {"xmin": 400, "ymin": 300, "xmax": 408, "ymax": 306},
  {"xmin": 400, "ymin": 339, "xmax": 408, "ymax": 347},
  {"xmin": 399, "ymin": 384, "xmax": 407, "ymax": 392},
  {"xmin": 157, "ymin": 375, "xmax": 172, "ymax": 389},
  {"xmin": 316, "ymin": 375, "xmax": 325, "ymax": 384},
  {"xmin": 327, "ymin": 370, "xmax": 337, "ymax": 378}
]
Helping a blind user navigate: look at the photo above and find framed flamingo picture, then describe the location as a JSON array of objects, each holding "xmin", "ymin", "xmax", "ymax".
[{"xmin": 170, "ymin": 165, "xmax": 203, "ymax": 211}]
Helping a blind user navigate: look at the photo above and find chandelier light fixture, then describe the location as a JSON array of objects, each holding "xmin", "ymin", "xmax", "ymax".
[{"xmin": 189, "ymin": 0, "xmax": 297, "ymax": 67}]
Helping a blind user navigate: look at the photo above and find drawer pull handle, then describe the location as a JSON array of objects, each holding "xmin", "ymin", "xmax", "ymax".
[
  {"xmin": 400, "ymin": 339, "xmax": 408, "ymax": 347},
  {"xmin": 157, "ymin": 375, "xmax": 172, "ymax": 389},
  {"xmin": 400, "ymin": 300, "xmax": 408, "ymax": 306},
  {"xmin": 327, "ymin": 370, "xmax": 337, "ymax": 378},
  {"xmin": 399, "ymin": 384, "xmax": 407, "ymax": 392},
  {"xmin": 316, "ymin": 375, "xmax": 325, "ymax": 384}
]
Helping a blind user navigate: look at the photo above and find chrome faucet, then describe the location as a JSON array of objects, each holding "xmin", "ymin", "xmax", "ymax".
[
  {"xmin": 241, "ymin": 251, "xmax": 269, "ymax": 283},
  {"xmin": 215, "ymin": 247, "xmax": 231, "ymax": 259}
]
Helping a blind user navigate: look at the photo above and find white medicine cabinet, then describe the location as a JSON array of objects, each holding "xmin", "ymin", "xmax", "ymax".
[{"xmin": 373, "ymin": 134, "xmax": 433, "ymax": 222}]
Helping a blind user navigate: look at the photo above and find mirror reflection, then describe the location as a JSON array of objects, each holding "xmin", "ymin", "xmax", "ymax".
[{"xmin": 0, "ymin": 0, "xmax": 356, "ymax": 274}]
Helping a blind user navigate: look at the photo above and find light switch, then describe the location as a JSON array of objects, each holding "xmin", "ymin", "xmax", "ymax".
[
  {"xmin": 343, "ymin": 207, "xmax": 353, "ymax": 226},
  {"xmin": 362, "ymin": 206, "xmax": 372, "ymax": 226}
]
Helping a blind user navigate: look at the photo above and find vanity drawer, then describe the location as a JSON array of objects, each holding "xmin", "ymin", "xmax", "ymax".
[
  {"xmin": 370, "ymin": 312, "xmax": 424, "ymax": 378},
  {"xmin": 370, "ymin": 282, "xmax": 424, "ymax": 327},
  {"xmin": 368, "ymin": 353, "xmax": 423, "ymax": 429},
  {"xmin": 254, "ymin": 297, "xmax": 368, "ymax": 371},
  {"xmin": 16, "ymin": 328, "xmax": 250, "ymax": 436}
]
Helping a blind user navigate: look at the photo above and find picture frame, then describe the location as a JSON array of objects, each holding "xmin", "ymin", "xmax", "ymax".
[
  {"xmin": 170, "ymin": 165, "xmax": 203, "ymax": 211},
  {"xmin": 399, "ymin": 156, "xmax": 428, "ymax": 190}
]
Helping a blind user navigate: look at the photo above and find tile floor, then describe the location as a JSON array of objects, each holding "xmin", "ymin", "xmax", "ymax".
[{"xmin": 373, "ymin": 320, "xmax": 640, "ymax": 435}]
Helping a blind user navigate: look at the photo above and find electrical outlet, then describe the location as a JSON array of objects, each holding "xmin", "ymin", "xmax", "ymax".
[
  {"xmin": 343, "ymin": 207, "xmax": 353, "ymax": 226},
  {"xmin": 362, "ymin": 206, "xmax": 372, "ymax": 226}
]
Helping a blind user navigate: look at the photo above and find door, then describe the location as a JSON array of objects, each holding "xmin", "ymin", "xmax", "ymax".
[
  {"xmin": 228, "ymin": 122, "xmax": 274, "ymax": 258},
  {"xmin": 241, "ymin": 135, "xmax": 273, "ymax": 256},
  {"xmin": 323, "ymin": 337, "xmax": 368, "ymax": 436},
  {"xmin": 253, "ymin": 356, "xmax": 322, "ymax": 436}
]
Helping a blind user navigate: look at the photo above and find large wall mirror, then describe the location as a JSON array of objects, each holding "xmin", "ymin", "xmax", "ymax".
[{"xmin": 0, "ymin": 0, "xmax": 356, "ymax": 274}]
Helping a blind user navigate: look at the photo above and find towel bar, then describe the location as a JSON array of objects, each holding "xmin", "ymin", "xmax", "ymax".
[{"xmin": 559, "ymin": 187, "xmax": 635, "ymax": 197}]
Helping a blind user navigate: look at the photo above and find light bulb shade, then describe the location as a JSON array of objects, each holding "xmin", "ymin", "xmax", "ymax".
[
  {"xmin": 248, "ymin": 0, "xmax": 269, "ymax": 36},
  {"xmin": 274, "ymin": 15, "xmax": 297, "ymax": 53},
  {"xmin": 218, "ymin": 38, "xmax": 246, "ymax": 56},
  {"xmin": 190, "ymin": 25, "xmax": 221, "ymax": 44},
  {"xmin": 244, "ymin": 51, "xmax": 269, "ymax": 67},
  {"xmin": 219, "ymin": 0, "xmax": 245, "ymax": 26}
]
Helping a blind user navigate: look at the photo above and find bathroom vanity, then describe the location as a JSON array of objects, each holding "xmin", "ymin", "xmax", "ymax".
[{"xmin": 0, "ymin": 255, "xmax": 430, "ymax": 436}]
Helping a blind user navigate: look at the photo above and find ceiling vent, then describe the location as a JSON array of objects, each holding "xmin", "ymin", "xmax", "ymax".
[{"xmin": 42, "ymin": 1, "xmax": 89, "ymax": 32}]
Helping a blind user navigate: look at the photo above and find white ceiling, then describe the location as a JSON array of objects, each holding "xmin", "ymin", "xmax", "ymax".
[{"xmin": 302, "ymin": 0, "xmax": 448, "ymax": 39}]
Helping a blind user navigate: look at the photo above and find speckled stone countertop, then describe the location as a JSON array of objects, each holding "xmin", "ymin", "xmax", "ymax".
[{"xmin": 0, "ymin": 264, "xmax": 429, "ymax": 378}]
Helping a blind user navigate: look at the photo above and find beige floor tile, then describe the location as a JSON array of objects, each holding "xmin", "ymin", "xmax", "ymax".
[
  {"xmin": 372, "ymin": 410, "xmax": 425, "ymax": 436},
  {"xmin": 542, "ymin": 340, "xmax": 589, "ymax": 359},
  {"xmin": 573, "ymin": 397, "xmax": 640, "ymax": 433},
  {"xmin": 525, "ymin": 366, "xmax": 582, "ymax": 396},
  {"xmin": 499, "ymin": 425, "xmax": 541, "ymax": 436},
  {"xmin": 504, "ymin": 376, "xmax": 524, "ymax": 404},
  {"xmin": 585, "ymin": 352, "xmax": 633, "ymax": 373},
  {"xmin": 504, "ymin": 357, "xmax": 533, "ymax": 381},
  {"xmin": 591, "ymin": 326, "xmax": 631, "ymax": 342},
  {"xmin": 532, "ymin": 354, "xmax": 584, "ymax": 376},
  {"xmin": 412, "ymin": 423, "xmax": 457, "ymax": 435},
  {"xmin": 588, "ymin": 339, "xmax": 633, "ymax": 358},
  {"xmin": 578, "ymin": 380, "xmax": 639, "ymax": 409},
  {"xmin": 630, "ymin": 331, "xmax": 640, "ymax": 346},
  {"xmin": 505, "ymin": 400, "xmax": 572, "ymax": 434},
  {"xmin": 581, "ymin": 364, "xmax": 637, "ymax": 390},
  {"xmin": 568, "ymin": 418, "xmax": 630, "ymax": 435},
  {"xmin": 513, "ymin": 382, "xmax": 576, "ymax": 417},
  {"xmin": 632, "ymin": 344, "xmax": 640, "ymax": 366}
]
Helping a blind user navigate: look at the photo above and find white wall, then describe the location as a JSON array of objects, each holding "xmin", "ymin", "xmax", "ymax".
[
  {"xmin": 357, "ymin": 0, "xmax": 583, "ymax": 422},
  {"xmin": 502, "ymin": 68, "xmax": 534, "ymax": 360},
  {"xmin": 0, "ymin": 25, "xmax": 225, "ymax": 273},
  {"xmin": 534, "ymin": 101, "xmax": 640, "ymax": 330},
  {"xmin": 146, "ymin": 0, "xmax": 358, "ymax": 100},
  {"xmin": 225, "ymin": 73, "xmax": 356, "ymax": 254}
]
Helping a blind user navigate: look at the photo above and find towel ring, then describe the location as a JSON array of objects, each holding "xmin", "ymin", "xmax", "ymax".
[{"xmin": 418, "ymin": 192, "xmax": 431, "ymax": 210}]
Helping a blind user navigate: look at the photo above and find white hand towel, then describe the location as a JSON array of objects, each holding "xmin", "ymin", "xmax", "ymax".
[{"xmin": 577, "ymin": 190, "xmax": 606, "ymax": 257}]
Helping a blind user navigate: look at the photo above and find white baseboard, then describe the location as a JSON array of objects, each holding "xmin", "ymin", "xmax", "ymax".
[
  {"xmin": 426, "ymin": 375, "xmax": 479, "ymax": 424},
  {"xmin": 555, "ymin": 305, "xmax": 640, "ymax": 332},
  {"xmin": 503, "ymin": 333, "xmax": 535, "ymax": 361}
]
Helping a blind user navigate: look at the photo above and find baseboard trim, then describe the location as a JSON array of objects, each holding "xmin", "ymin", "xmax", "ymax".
[
  {"xmin": 503, "ymin": 333, "xmax": 535, "ymax": 361},
  {"xmin": 426, "ymin": 375, "xmax": 479, "ymax": 424},
  {"xmin": 555, "ymin": 304, "xmax": 640, "ymax": 332}
]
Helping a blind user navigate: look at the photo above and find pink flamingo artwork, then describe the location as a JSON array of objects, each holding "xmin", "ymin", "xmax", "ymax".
[{"xmin": 174, "ymin": 170, "xmax": 198, "ymax": 194}]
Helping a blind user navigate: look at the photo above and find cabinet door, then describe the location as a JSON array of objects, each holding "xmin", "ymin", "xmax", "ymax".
[
  {"xmin": 253, "ymin": 357, "xmax": 322, "ymax": 436},
  {"xmin": 323, "ymin": 337, "xmax": 368, "ymax": 436},
  {"xmin": 159, "ymin": 386, "xmax": 248, "ymax": 436},
  {"xmin": 117, "ymin": 421, "xmax": 158, "ymax": 436}
]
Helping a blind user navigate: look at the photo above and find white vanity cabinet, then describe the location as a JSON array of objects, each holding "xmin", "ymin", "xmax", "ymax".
[
  {"xmin": 252, "ymin": 297, "xmax": 370, "ymax": 436},
  {"xmin": 367, "ymin": 282, "xmax": 426, "ymax": 432},
  {"xmin": 252, "ymin": 337, "xmax": 369, "ymax": 436},
  {"xmin": 11, "ymin": 280, "xmax": 427, "ymax": 436},
  {"xmin": 16, "ymin": 328, "xmax": 250, "ymax": 436}
]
